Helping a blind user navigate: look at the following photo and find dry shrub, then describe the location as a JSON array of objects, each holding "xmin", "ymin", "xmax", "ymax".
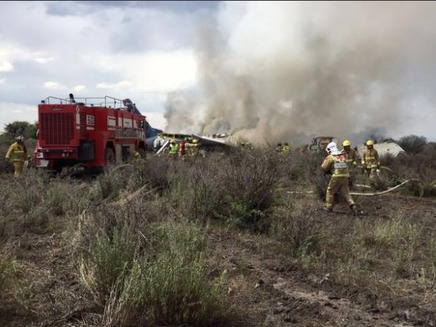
[
  {"xmin": 213, "ymin": 148, "xmax": 281, "ymax": 232},
  {"xmin": 388, "ymin": 147, "xmax": 436, "ymax": 197},
  {"xmin": 0, "ymin": 245, "xmax": 16, "ymax": 298},
  {"xmin": 0, "ymin": 144, "xmax": 14, "ymax": 175},
  {"xmin": 270, "ymin": 200, "xmax": 325, "ymax": 257},
  {"xmin": 165, "ymin": 154, "xmax": 225, "ymax": 221},
  {"xmin": 141, "ymin": 155, "xmax": 174, "ymax": 192},
  {"xmin": 155, "ymin": 149, "xmax": 281, "ymax": 232},
  {"xmin": 92, "ymin": 164, "xmax": 148, "ymax": 201}
]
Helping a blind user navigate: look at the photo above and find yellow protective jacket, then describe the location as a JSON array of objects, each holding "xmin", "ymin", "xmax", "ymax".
[
  {"xmin": 282, "ymin": 145, "xmax": 291, "ymax": 153},
  {"xmin": 361, "ymin": 148, "xmax": 380, "ymax": 170},
  {"xmin": 343, "ymin": 148, "xmax": 358, "ymax": 169},
  {"xmin": 186, "ymin": 143, "xmax": 199, "ymax": 157},
  {"xmin": 6, "ymin": 142, "xmax": 27, "ymax": 162},
  {"xmin": 321, "ymin": 153, "xmax": 350, "ymax": 178}
]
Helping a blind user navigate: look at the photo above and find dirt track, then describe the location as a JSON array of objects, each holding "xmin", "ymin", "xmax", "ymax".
[{"xmin": 210, "ymin": 193, "xmax": 436, "ymax": 327}]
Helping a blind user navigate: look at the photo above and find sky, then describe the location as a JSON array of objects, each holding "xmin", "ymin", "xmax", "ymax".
[{"xmin": 1, "ymin": 1, "xmax": 436, "ymax": 146}]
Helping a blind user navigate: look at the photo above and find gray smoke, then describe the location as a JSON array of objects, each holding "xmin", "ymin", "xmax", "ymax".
[{"xmin": 164, "ymin": 2, "xmax": 436, "ymax": 146}]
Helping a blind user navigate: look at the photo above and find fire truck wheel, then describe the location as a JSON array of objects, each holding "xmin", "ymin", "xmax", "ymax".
[{"xmin": 105, "ymin": 147, "xmax": 115, "ymax": 164}]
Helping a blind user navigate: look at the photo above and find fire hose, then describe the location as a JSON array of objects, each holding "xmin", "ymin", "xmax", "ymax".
[
  {"xmin": 286, "ymin": 164, "xmax": 433, "ymax": 197},
  {"xmin": 285, "ymin": 180, "xmax": 420, "ymax": 196}
]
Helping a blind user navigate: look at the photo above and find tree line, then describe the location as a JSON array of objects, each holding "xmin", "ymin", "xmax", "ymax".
[{"xmin": 0, "ymin": 121, "xmax": 38, "ymax": 145}]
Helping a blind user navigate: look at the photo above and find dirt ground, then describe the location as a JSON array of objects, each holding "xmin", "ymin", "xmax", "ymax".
[
  {"xmin": 1, "ymin": 193, "xmax": 436, "ymax": 327},
  {"xmin": 209, "ymin": 193, "xmax": 436, "ymax": 327}
]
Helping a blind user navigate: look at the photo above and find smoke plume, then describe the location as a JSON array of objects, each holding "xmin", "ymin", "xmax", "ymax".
[{"xmin": 164, "ymin": 2, "xmax": 436, "ymax": 146}]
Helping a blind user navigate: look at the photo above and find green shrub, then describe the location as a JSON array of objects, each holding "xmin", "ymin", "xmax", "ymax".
[{"xmin": 79, "ymin": 227, "xmax": 137, "ymax": 304}]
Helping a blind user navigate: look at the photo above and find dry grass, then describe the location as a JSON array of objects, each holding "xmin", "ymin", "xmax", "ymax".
[{"xmin": 0, "ymin": 145, "xmax": 436, "ymax": 326}]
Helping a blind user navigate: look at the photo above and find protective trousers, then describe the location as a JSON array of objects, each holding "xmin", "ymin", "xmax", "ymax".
[
  {"xmin": 13, "ymin": 161, "xmax": 24, "ymax": 177},
  {"xmin": 326, "ymin": 176, "xmax": 355, "ymax": 209},
  {"xmin": 365, "ymin": 168, "xmax": 379, "ymax": 180}
]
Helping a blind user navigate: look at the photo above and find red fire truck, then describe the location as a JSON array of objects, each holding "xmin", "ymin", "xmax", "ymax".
[{"xmin": 33, "ymin": 95, "xmax": 147, "ymax": 173}]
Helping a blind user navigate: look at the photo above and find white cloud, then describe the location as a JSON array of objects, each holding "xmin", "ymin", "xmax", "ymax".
[
  {"xmin": 0, "ymin": 102, "xmax": 38, "ymax": 132},
  {"xmin": 96, "ymin": 80, "xmax": 134, "ymax": 90},
  {"xmin": 34, "ymin": 56, "xmax": 54, "ymax": 64},
  {"xmin": 43, "ymin": 81, "xmax": 66, "ymax": 90},
  {"xmin": 0, "ymin": 60, "xmax": 13, "ymax": 72},
  {"xmin": 145, "ymin": 111, "xmax": 167, "ymax": 130},
  {"xmin": 73, "ymin": 85, "xmax": 85, "ymax": 92},
  {"xmin": 0, "ymin": 42, "xmax": 57, "ymax": 68},
  {"xmin": 91, "ymin": 50, "xmax": 198, "ymax": 93}
]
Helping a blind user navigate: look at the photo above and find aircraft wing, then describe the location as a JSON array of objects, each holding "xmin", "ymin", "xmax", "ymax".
[
  {"xmin": 192, "ymin": 134, "xmax": 230, "ymax": 146},
  {"xmin": 155, "ymin": 139, "xmax": 170, "ymax": 156},
  {"xmin": 161, "ymin": 132, "xmax": 192, "ymax": 140}
]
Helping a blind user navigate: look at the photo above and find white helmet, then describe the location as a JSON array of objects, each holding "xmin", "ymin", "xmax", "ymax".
[{"xmin": 326, "ymin": 142, "xmax": 339, "ymax": 155}]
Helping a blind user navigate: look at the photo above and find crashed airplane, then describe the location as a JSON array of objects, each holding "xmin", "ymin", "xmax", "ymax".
[
  {"xmin": 152, "ymin": 132, "xmax": 234, "ymax": 156},
  {"xmin": 357, "ymin": 140, "xmax": 405, "ymax": 158}
]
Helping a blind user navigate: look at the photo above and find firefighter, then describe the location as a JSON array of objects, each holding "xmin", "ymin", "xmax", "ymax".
[
  {"xmin": 282, "ymin": 142, "xmax": 291, "ymax": 154},
  {"xmin": 187, "ymin": 138, "xmax": 200, "ymax": 158},
  {"xmin": 178, "ymin": 137, "xmax": 187, "ymax": 158},
  {"xmin": 321, "ymin": 142, "xmax": 358, "ymax": 214},
  {"xmin": 153, "ymin": 133, "xmax": 165, "ymax": 152},
  {"xmin": 361, "ymin": 139, "xmax": 380, "ymax": 180},
  {"xmin": 342, "ymin": 139, "xmax": 358, "ymax": 188},
  {"xmin": 69, "ymin": 93, "xmax": 76, "ymax": 104},
  {"xmin": 276, "ymin": 142, "xmax": 283, "ymax": 153},
  {"xmin": 168, "ymin": 139, "xmax": 179, "ymax": 159},
  {"xmin": 6, "ymin": 135, "xmax": 28, "ymax": 177}
]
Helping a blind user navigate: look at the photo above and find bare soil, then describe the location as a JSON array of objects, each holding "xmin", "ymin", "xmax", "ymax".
[{"xmin": 209, "ymin": 194, "xmax": 436, "ymax": 327}]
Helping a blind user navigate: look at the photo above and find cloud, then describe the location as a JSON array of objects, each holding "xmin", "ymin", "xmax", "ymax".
[
  {"xmin": 164, "ymin": 1, "xmax": 436, "ymax": 145},
  {"xmin": 0, "ymin": 102, "xmax": 37, "ymax": 132},
  {"xmin": 45, "ymin": 1, "xmax": 219, "ymax": 17},
  {"xmin": 0, "ymin": 60, "xmax": 13, "ymax": 72},
  {"xmin": 34, "ymin": 56, "xmax": 54, "ymax": 64},
  {"xmin": 73, "ymin": 85, "xmax": 85, "ymax": 92},
  {"xmin": 43, "ymin": 81, "xmax": 66, "ymax": 90},
  {"xmin": 96, "ymin": 80, "xmax": 134, "ymax": 90},
  {"xmin": 2, "ymin": 1, "xmax": 436, "ymax": 144},
  {"xmin": 92, "ymin": 50, "xmax": 197, "ymax": 93}
]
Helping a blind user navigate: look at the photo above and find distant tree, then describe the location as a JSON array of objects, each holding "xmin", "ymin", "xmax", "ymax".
[
  {"xmin": 0, "ymin": 121, "xmax": 38, "ymax": 145},
  {"xmin": 398, "ymin": 134, "xmax": 427, "ymax": 154}
]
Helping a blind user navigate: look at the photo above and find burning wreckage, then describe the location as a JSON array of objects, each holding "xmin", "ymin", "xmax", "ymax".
[{"xmin": 151, "ymin": 132, "xmax": 236, "ymax": 156}]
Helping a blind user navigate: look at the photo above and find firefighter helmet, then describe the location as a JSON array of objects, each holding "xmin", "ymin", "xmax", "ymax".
[
  {"xmin": 16, "ymin": 135, "xmax": 24, "ymax": 142},
  {"xmin": 192, "ymin": 139, "xmax": 198, "ymax": 144},
  {"xmin": 342, "ymin": 140, "xmax": 351, "ymax": 147},
  {"xmin": 326, "ymin": 142, "xmax": 338, "ymax": 155},
  {"xmin": 366, "ymin": 140, "xmax": 374, "ymax": 146}
]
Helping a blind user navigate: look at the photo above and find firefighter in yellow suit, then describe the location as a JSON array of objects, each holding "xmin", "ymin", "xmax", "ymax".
[
  {"xmin": 321, "ymin": 142, "xmax": 358, "ymax": 214},
  {"xmin": 6, "ymin": 135, "xmax": 28, "ymax": 177},
  {"xmin": 342, "ymin": 139, "xmax": 358, "ymax": 188},
  {"xmin": 361, "ymin": 140, "xmax": 380, "ymax": 180},
  {"xmin": 185, "ymin": 138, "xmax": 200, "ymax": 158}
]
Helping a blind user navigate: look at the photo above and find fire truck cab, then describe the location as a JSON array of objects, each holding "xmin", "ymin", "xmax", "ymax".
[{"xmin": 33, "ymin": 95, "xmax": 147, "ymax": 173}]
